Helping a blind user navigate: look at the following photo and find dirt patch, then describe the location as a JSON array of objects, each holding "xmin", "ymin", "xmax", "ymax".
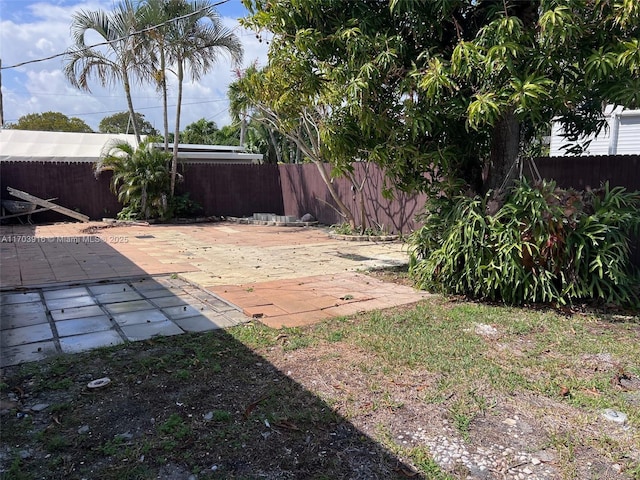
[{"xmin": 367, "ymin": 265, "xmax": 415, "ymax": 288}]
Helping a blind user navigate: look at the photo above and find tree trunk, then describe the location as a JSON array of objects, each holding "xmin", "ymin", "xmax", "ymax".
[
  {"xmin": 311, "ymin": 159, "xmax": 356, "ymax": 228},
  {"xmin": 239, "ymin": 111, "xmax": 246, "ymax": 147},
  {"xmin": 485, "ymin": 110, "xmax": 519, "ymax": 192},
  {"xmin": 267, "ymin": 129, "xmax": 282, "ymax": 163},
  {"xmin": 160, "ymin": 49, "xmax": 169, "ymax": 152},
  {"xmin": 359, "ymin": 189, "xmax": 366, "ymax": 234},
  {"xmin": 171, "ymin": 60, "xmax": 184, "ymax": 197},
  {"xmin": 123, "ymin": 72, "xmax": 141, "ymax": 144}
]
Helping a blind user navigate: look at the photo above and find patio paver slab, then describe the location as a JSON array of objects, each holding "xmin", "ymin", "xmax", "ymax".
[
  {"xmin": 51, "ymin": 305, "xmax": 105, "ymax": 321},
  {"xmin": 2, "ymin": 323, "xmax": 53, "ymax": 347},
  {"xmin": 55, "ymin": 316, "xmax": 113, "ymax": 337},
  {"xmin": 120, "ymin": 320, "xmax": 184, "ymax": 341},
  {"xmin": 0, "ymin": 341, "xmax": 57, "ymax": 366},
  {"xmin": 112, "ymin": 309, "xmax": 169, "ymax": 326},
  {"xmin": 59, "ymin": 331, "xmax": 124, "ymax": 354}
]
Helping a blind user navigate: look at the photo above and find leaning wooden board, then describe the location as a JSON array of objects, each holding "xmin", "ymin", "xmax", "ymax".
[{"xmin": 7, "ymin": 187, "xmax": 89, "ymax": 222}]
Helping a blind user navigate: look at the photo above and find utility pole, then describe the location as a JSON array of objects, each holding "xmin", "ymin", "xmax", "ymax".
[{"xmin": 0, "ymin": 59, "xmax": 4, "ymax": 127}]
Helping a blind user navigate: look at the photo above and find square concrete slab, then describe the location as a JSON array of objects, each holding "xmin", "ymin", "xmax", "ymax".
[
  {"xmin": 112, "ymin": 309, "xmax": 169, "ymax": 326},
  {"xmin": 149, "ymin": 295, "xmax": 190, "ymax": 308},
  {"xmin": 89, "ymin": 283, "xmax": 132, "ymax": 295},
  {"xmin": 0, "ymin": 301, "xmax": 45, "ymax": 316},
  {"xmin": 1, "ymin": 323, "xmax": 53, "ymax": 347},
  {"xmin": 45, "ymin": 295, "xmax": 96, "ymax": 310},
  {"xmin": 50, "ymin": 305, "xmax": 104, "ymax": 321},
  {"xmin": 0, "ymin": 340, "xmax": 57, "ymax": 367},
  {"xmin": 222, "ymin": 309, "xmax": 250, "ymax": 323},
  {"xmin": 155, "ymin": 277, "xmax": 190, "ymax": 289},
  {"xmin": 105, "ymin": 300, "xmax": 155, "ymax": 314},
  {"xmin": 95, "ymin": 291, "xmax": 144, "ymax": 304},
  {"xmin": 162, "ymin": 304, "xmax": 207, "ymax": 320},
  {"xmin": 138, "ymin": 288, "xmax": 175, "ymax": 299},
  {"xmin": 46, "ymin": 296, "xmax": 97, "ymax": 311},
  {"xmin": 1, "ymin": 308, "xmax": 49, "ymax": 330},
  {"xmin": 59, "ymin": 330, "xmax": 124, "ymax": 354},
  {"xmin": 43, "ymin": 287, "xmax": 90, "ymax": 300},
  {"xmin": 133, "ymin": 278, "xmax": 168, "ymax": 292},
  {"xmin": 0, "ymin": 292, "xmax": 41, "ymax": 305},
  {"xmin": 174, "ymin": 315, "xmax": 224, "ymax": 332},
  {"xmin": 183, "ymin": 288, "xmax": 237, "ymax": 312},
  {"xmin": 55, "ymin": 315, "xmax": 113, "ymax": 337},
  {"xmin": 121, "ymin": 320, "xmax": 184, "ymax": 341}
]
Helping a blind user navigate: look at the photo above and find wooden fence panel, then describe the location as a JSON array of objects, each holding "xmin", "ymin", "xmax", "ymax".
[
  {"xmin": 0, "ymin": 161, "xmax": 120, "ymax": 222},
  {"xmin": 535, "ymin": 155, "xmax": 640, "ymax": 191},
  {"xmin": 177, "ymin": 163, "xmax": 283, "ymax": 218},
  {"xmin": 278, "ymin": 163, "xmax": 427, "ymax": 233}
]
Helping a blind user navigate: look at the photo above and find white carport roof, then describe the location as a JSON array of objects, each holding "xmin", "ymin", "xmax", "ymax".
[
  {"xmin": 0, "ymin": 130, "xmax": 263, "ymax": 163},
  {"xmin": 0, "ymin": 129, "xmax": 140, "ymax": 162}
]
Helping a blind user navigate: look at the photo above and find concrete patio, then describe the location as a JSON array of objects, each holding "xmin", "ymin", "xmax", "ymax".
[{"xmin": 1, "ymin": 221, "xmax": 429, "ymax": 366}]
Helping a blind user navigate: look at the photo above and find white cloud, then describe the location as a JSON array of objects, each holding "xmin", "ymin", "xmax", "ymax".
[{"xmin": 1, "ymin": 3, "xmax": 269, "ymax": 132}]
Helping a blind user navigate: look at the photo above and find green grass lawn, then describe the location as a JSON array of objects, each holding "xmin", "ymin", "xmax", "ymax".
[{"xmin": 2, "ymin": 296, "xmax": 639, "ymax": 479}]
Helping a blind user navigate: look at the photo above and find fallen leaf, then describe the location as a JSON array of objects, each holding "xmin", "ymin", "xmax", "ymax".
[
  {"xmin": 583, "ymin": 388, "xmax": 600, "ymax": 397},
  {"xmin": 393, "ymin": 465, "xmax": 419, "ymax": 477},
  {"xmin": 243, "ymin": 395, "xmax": 268, "ymax": 420},
  {"xmin": 273, "ymin": 420, "xmax": 300, "ymax": 431},
  {"xmin": 559, "ymin": 386, "xmax": 570, "ymax": 397}
]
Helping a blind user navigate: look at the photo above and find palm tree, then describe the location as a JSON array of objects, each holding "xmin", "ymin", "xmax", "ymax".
[
  {"xmin": 137, "ymin": 0, "xmax": 172, "ymax": 151},
  {"xmin": 64, "ymin": 0, "xmax": 144, "ymax": 143},
  {"xmin": 95, "ymin": 139, "xmax": 172, "ymax": 219},
  {"xmin": 163, "ymin": 0, "xmax": 243, "ymax": 196}
]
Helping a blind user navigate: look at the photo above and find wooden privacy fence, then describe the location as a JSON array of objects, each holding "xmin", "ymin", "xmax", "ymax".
[
  {"xmin": 533, "ymin": 155, "xmax": 640, "ymax": 192},
  {"xmin": 278, "ymin": 163, "xmax": 427, "ymax": 233},
  {"xmin": 1, "ymin": 155, "xmax": 639, "ymax": 264},
  {"xmin": 0, "ymin": 161, "xmax": 427, "ymax": 233},
  {"xmin": 533, "ymin": 154, "xmax": 640, "ymax": 267},
  {"xmin": 0, "ymin": 162, "xmax": 120, "ymax": 222}
]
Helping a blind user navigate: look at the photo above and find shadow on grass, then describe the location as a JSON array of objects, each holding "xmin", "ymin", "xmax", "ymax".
[{"xmin": 1, "ymin": 327, "xmax": 424, "ymax": 479}]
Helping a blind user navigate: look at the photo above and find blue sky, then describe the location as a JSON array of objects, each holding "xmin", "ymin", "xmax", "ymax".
[{"xmin": 0, "ymin": 0, "xmax": 267, "ymax": 131}]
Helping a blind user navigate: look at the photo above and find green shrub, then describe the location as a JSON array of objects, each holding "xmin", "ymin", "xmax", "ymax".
[
  {"xmin": 95, "ymin": 139, "xmax": 172, "ymax": 220},
  {"xmin": 169, "ymin": 192, "xmax": 203, "ymax": 218},
  {"xmin": 409, "ymin": 180, "xmax": 640, "ymax": 306}
]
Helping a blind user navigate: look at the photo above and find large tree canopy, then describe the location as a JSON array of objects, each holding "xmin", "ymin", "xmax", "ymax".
[
  {"xmin": 9, "ymin": 111, "xmax": 93, "ymax": 132},
  {"xmin": 181, "ymin": 118, "xmax": 219, "ymax": 144},
  {"xmin": 242, "ymin": 0, "xmax": 640, "ymax": 194},
  {"xmin": 99, "ymin": 111, "xmax": 158, "ymax": 135},
  {"xmin": 64, "ymin": 0, "xmax": 145, "ymax": 142}
]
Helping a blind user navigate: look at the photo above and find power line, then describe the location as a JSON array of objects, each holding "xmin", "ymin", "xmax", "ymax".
[
  {"xmin": 6, "ymin": 90, "xmax": 229, "ymax": 102},
  {"xmin": 1, "ymin": 0, "xmax": 231, "ymax": 70},
  {"xmin": 4, "ymin": 98, "xmax": 231, "ymax": 123}
]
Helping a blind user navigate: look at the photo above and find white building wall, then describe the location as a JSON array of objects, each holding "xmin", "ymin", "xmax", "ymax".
[
  {"xmin": 550, "ymin": 106, "xmax": 640, "ymax": 156},
  {"xmin": 615, "ymin": 114, "xmax": 640, "ymax": 154}
]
